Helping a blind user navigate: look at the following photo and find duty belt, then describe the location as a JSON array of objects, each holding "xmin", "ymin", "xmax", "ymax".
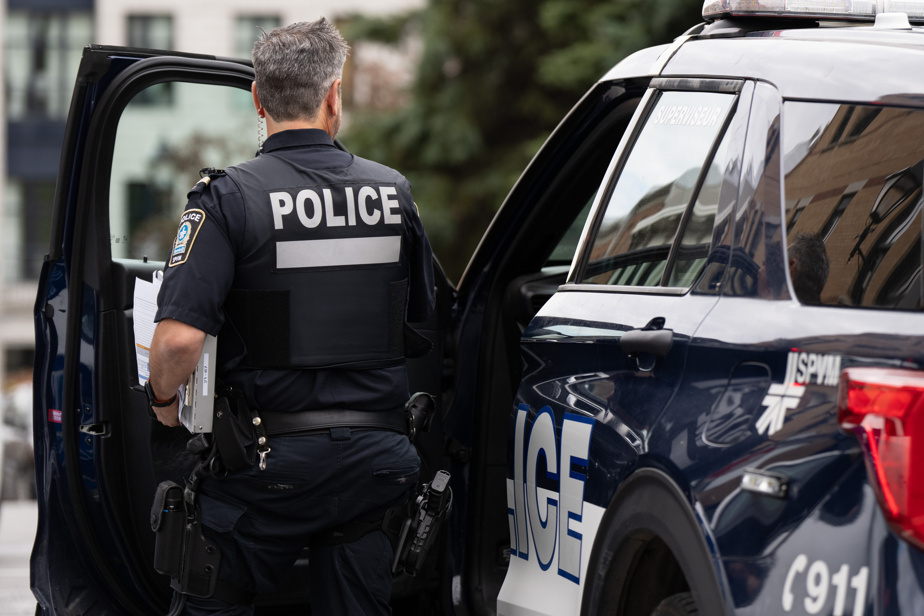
[{"xmin": 260, "ymin": 408, "xmax": 409, "ymax": 437}]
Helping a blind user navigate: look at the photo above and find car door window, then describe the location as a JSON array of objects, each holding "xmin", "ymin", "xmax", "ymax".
[
  {"xmin": 109, "ymin": 81, "xmax": 257, "ymax": 262},
  {"xmin": 667, "ymin": 130, "xmax": 731, "ymax": 288},
  {"xmin": 580, "ymin": 90, "xmax": 736, "ymax": 287},
  {"xmin": 546, "ymin": 197, "xmax": 595, "ymax": 266},
  {"xmin": 782, "ymin": 101, "xmax": 924, "ymax": 309}
]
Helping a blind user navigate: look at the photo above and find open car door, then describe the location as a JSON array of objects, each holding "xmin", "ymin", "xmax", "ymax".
[{"xmin": 32, "ymin": 45, "xmax": 450, "ymax": 615}]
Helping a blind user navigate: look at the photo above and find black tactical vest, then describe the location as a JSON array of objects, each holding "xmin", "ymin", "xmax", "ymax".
[{"xmin": 220, "ymin": 152, "xmax": 412, "ymax": 370}]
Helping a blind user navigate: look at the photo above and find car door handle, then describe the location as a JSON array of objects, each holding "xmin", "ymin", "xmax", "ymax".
[{"xmin": 620, "ymin": 328, "xmax": 674, "ymax": 358}]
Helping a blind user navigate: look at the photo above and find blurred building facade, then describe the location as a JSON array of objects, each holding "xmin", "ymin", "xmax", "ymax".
[
  {"xmin": 2, "ymin": 0, "xmax": 93, "ymax": 392},
  {"xmin": 1, "ymin": 0, "xmax": 421, "ymax": 418}
]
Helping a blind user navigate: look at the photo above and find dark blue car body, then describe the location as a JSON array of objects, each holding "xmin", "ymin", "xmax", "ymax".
[{"xmin": 32, "ymin": 8, "xmax": 924, "ymax": 616}]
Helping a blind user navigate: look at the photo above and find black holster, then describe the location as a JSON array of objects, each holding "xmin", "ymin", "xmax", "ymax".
[
  {"xmin": 392, "ymin": 470, "xmax": 452, "ymax": 576},
  {"xmin": 405, "ymin": 392, "xmax": 436, "ymax": 443},
  {"xmin": 170, "ymin": 520, "xmax": 221, "ymax": 598},
  {"xmin": 151, "ymin": 481, "xmax": 221, "ymax": 599},
  {"xmin": 212, "ymin": 387, "xmax": 259, "ymax": 471}
]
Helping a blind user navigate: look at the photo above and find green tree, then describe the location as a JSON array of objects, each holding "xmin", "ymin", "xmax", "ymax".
[{"xmin": 343, "ymin": 0, "xmax": 704, "ymax": 281}]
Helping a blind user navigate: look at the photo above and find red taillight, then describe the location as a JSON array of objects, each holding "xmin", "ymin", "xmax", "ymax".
[{"xmin": 838, "ymin": 367, "xmax": 924, "ymax": 549}]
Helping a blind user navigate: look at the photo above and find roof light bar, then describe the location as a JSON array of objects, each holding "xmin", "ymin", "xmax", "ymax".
[{"xmin": 703, "ymin": 0, "xmax": 924, "ymax": 22}]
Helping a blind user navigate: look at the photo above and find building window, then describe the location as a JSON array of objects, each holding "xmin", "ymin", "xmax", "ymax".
[
  {"xmin": 127, "ymin": 15, "xmax": 173, "ymax": 49},
  {"xmin": 820, "ymin": 193, "xmax": 854, "ymax": 241},
  {"xmin": 4, "ymin": 10, "xmax": 93, "ymax": 120},
  {"xmin": 4, "ymin": 180, "xmax": 54, "ymax": 282},
  {"xmin": 235, "ymin": 15, "xmax": 280, "ymax": 59},
  {"xmin": 127, "ymin": 15, "xmax": 174, "ymax": 105}
]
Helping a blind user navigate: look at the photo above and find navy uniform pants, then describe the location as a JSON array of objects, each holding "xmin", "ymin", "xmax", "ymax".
[{"xmin": 183, "ymin": 426, "xmax": 420, "ymax": 616}]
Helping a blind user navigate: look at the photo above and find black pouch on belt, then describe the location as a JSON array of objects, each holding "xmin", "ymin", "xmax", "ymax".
[
  {"xmin": 151, "ymin": 481, "xmax": 186, "ymax": 577},
  {"xmin": 212, "ymin": 388, "xmax": 257, "ymax": 471}
]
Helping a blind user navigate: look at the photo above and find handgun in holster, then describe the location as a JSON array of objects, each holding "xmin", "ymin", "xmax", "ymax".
[{"xmin": 391, "ymin": 469, "xmax": 453, "ymax": 576}]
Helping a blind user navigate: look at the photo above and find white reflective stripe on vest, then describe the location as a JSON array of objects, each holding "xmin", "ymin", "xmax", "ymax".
[{"xmin": 276, "ymin": 236, "xmax": 402, "ymax": 269}]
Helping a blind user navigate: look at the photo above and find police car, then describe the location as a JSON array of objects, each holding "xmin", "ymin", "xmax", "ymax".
[{"xmin": 31, "ymin": 1, "xmax": 924, "ymax": 615}]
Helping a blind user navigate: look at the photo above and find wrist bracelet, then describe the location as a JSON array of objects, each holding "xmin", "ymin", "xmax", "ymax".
[{"xmin": 144, "ymin": 380, "xmax": 177, "ymax": 408}]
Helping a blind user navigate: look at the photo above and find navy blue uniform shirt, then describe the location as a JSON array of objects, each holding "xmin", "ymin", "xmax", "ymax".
[{"xmin": 156, "ymin": 129, "xmax": 436, "ymax": 412}]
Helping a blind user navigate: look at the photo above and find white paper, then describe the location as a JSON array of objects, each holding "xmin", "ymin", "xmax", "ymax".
[{"xmin": 133, "ymin": 271, "xmax": 163, "ymax": 385}]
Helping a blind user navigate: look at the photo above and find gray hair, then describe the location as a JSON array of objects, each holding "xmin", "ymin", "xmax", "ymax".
[
  {"xmin": 252, "ymin": 18, "xmax": 350, "ymax": 122},
  {"xmin": 788, "ymin": 231, "xmax": 830, "ymax": 304}
]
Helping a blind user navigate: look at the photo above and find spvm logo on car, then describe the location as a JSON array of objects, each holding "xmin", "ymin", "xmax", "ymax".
[{"xmin": 508, "ymin": 405, "xmax": 594, "ymax": 583}]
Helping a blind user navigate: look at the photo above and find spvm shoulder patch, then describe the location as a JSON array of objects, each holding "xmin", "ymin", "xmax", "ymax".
[{"xmin": 169, "ymin": 209, "xmax": 206, "ymax": 268}]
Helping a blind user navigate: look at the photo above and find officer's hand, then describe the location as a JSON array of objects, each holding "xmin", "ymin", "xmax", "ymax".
[{"xmin": 152, "ymin": 400, "xmax": 181, "ymax": 427}]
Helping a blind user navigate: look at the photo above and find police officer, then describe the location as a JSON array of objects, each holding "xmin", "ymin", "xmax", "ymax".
[{"xmin": 147, "ymin": 18, "xmax": 435, "ymax": 616}]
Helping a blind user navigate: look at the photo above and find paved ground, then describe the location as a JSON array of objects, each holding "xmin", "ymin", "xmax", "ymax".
[{"xmin": 0, "ymin": 500, "xmax": 37, "ymax": 616}]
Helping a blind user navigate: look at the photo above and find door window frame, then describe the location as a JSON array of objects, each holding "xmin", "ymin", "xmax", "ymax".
[{"xmin": 62, "ymin": 52, "xmax": 254, "ymax": 310}]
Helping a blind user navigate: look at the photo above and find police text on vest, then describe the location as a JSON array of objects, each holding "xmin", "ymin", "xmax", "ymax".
[{"xmin": 270, "ymin": 186, "xmax": 402, "ymax": 230}]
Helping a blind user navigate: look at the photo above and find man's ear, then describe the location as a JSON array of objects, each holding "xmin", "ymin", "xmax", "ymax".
[
  {"xmin": 252, "ymin": 82, "xmax": 265, "ymax": 116},
  {"xmin": 325, "ymin": 78, "xmax": 342, "ymax": 114}
]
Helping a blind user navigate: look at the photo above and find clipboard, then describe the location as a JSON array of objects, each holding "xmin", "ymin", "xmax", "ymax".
[{"xmin": 178, "ymin": 334, "xmax": 217, "ymax": 433}]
